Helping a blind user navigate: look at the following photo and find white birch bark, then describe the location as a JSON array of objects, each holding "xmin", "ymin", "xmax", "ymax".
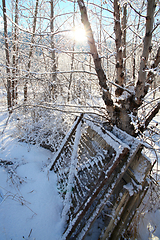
[{"xmin": 135, "ymin": 0, "xmax": 156, "ymax": 106}]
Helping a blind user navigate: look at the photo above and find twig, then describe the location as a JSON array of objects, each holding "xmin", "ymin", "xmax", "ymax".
[
  {"xmin": 128, "ymin": 2, "xmax": 146, "ymax": 18},
  {"xmin": 1, "ymin": 112, "xmax": 12, "ymax": 135},
  {"xmin": 140, "ymin": 102, "xmax": 160, "ymax": 132},
  {"xmin": 88, "ymin": 2, "xmax": 114, "ymax": 14}
]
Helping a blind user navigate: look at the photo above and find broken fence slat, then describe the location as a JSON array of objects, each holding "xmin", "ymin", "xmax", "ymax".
[
  {"xmin": 62, "ymin": 120, "xmax": 82, "ymax": 221},
  {"xmin": 49, "ymin": 113, "xmax": 83, "ymax": 171}
]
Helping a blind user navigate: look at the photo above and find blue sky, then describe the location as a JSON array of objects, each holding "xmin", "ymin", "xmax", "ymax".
[{"xmin": 0, "ymin": 0, "xmax": 113, "ymax": 34}]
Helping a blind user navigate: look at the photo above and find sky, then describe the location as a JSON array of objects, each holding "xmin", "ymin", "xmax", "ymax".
[{"xmin": 0, "ymin": 0, "xmax": 113, "ymax": 40}]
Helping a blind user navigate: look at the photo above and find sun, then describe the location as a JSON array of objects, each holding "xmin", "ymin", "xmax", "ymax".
[{"xmin": 72, "ymin": 27, "xmax": 87, "ymax": 42}]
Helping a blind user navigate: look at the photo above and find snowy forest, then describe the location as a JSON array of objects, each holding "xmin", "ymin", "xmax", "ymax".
[{"xmin": 0, "ymin": 0, "xmax": 160, "ymax": 239}]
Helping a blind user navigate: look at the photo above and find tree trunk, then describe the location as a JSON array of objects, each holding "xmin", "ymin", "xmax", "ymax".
[
  {"xmin": 122, "ymin": 3, "xmax": 127, "ymax": 83},
  {"xmin": 132, "ymin": 1, "xmax": 145, "ymax": 81},
  {"xmin": 24, "ymin": 0, "xmax": 39, "ymax": 102},
  {"xmin": 50, "ymin": 0, "xmax": 57, "ymax": 99},
  {"xmin": 77, "ymin": 0, "xmax": 114, "ymax": 118},
  {"xmin": 135, "ymin": 0, "xmax": 156, "ymax": 106},
  {"xmin": 68, "ymin": 0, "xmax": 76, "ymax": 102},
  {"xmin": 147, "ymin": 47, "xmax": 160, "ymax": 83},
  {"xmin": 12, "ymin": 0, "xmax": 19, "ymax": 105},
  {"xmin": 2, "ymin": 0, "xmax": 12, "ymax": 112},
  {"xmin": 114, "ymin": 0, "xmax": 124, "ymax": 96}
]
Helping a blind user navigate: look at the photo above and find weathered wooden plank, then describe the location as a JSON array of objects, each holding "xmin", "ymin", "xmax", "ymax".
[
  {"xmin": 99, "ymin": 153, "xmax": 151, "ymax": 240},
  {"xmin": 107, "ymin": 180, "xmax": 149, "ymax": 240},
  {"xmin": 81, "ymin": 137, "xmax": 150, "ymax": 239},
  {"xmin": 100, "ymin": 190, "xmax": 130, "ymax": 240},
  {"xmin": 63, "ymin": 147, "xmax": 129, "ymax": 239}
]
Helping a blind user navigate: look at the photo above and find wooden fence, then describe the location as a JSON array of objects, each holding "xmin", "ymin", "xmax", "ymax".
[{"xmin": 50, "ymin": 114, "xmax": 151, "ymax": 240}]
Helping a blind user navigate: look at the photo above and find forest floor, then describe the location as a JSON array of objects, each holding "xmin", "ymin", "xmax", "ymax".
[{"xmin": 0, "ymin": 106, "xmax": 160, "ymax": 239}]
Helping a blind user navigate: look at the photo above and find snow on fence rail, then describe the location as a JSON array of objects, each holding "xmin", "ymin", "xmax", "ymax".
[{"xmin": 50, "ymin": 114, "xmax": 151, "ymax": 240}]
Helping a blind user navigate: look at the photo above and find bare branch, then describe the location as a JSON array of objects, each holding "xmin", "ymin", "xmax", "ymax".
[
  {"xmin": 3, "ymin": 11, "xmax": 72, "ymax": 37},
  {"xmin": 128, "ymin": 2, "xmax": 146, "ymax": 18},
  {"xmin": 140, "ymin": 102, "xmax": 160, "ymax": 132},
  {"xmin": 151, "ymin": 22, "xmax": 160, "ymax": 34},
  {"xmin": 88, "ymin": 2, "xmax": 114, "ymax": 14}
]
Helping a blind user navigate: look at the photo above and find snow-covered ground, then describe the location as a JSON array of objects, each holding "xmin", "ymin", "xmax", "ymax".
[
  {"xmin": 0, "ymin": 110, "xmax": 160, "ymax": 240},
  {"xmin": 0, "ymin": 112, "xmax": 65, "ymax": 240}
]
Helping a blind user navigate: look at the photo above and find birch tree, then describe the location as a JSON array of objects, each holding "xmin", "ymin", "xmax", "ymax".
[{"xmin": 77, "ymin": 0, "xmax": 159, "ymax": 137}]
